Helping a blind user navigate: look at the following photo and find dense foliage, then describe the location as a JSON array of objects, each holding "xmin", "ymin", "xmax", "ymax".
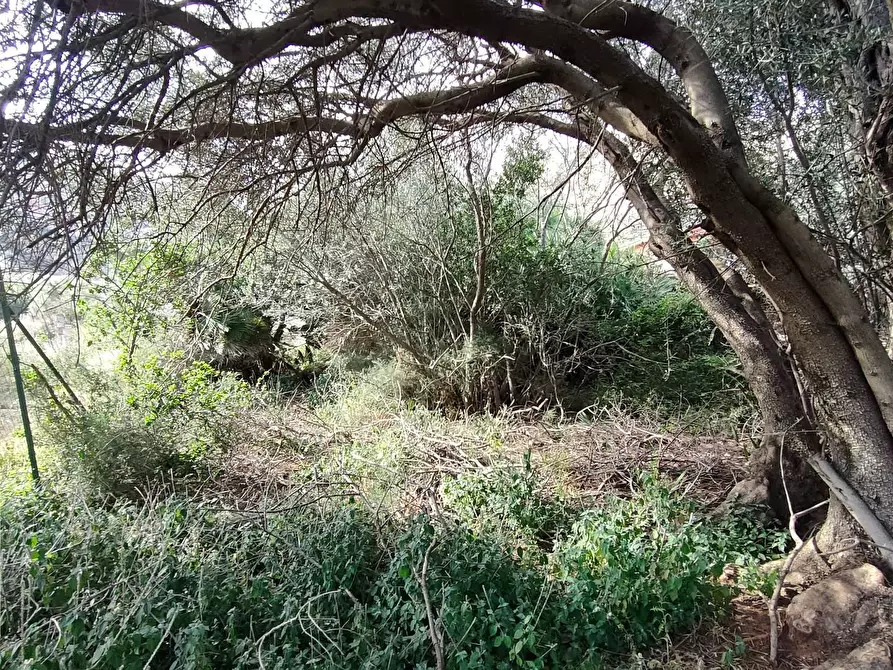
[
  {"xmin": 33, "ymin": 357, "xmax": 251, "ymax": 497},
  {"xmin": 0, "ymin": 129, "xmax": 764, "ymax": 664},
  {"xmin": 68, "ymin": 144, "xmax": 746, "ymax": 421},
  {"xmin": 0, "ymin": 471, "xmax": 786, "ymax": 669},
  {"xmin": 304, "ymin": 147, "xmax": 746, "ymax": 415}
]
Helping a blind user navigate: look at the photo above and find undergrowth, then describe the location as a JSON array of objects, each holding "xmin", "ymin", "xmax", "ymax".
[
  {"xmin": 29, "ymin": 354, "xmax": 252, "ymax": 498},
  {"xmin": 0, "ymin": 468, "xmax": 787, "ymax": 669},
  {"xmin": 0, "ymin": 347, "xmax": 778, "ymax": 669}
]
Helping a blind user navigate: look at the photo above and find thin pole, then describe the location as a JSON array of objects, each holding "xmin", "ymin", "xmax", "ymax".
[
  {"xmin": 0, "ymin": 272, "xmax": 39, "ymax": 482},
  {"xmin": 13, "ymin": 316, "xmax": 83, "ymax": 410}
]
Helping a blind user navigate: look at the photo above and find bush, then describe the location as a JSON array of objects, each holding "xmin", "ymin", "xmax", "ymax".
[
  {"xmin": 441, "ymin": 452, "xmax": 570, "ymax": 549},
  {"xmin": 0, "ymin": 490, "xmax": 379, "ymax": 669},
  {"xmin": 38, "ymin": 355, "xmax": 251, "ymax": 498},
  {"xmin": 70, "ymin": 144, "xmax": 748, "ymax": 421},
  {"xmin": 554, "ymin": 473, "xmax": 731, "ymax": 649},
  {"xmin": 597, "ymin": 292, "xmax": 747, "ymax": 414},
  {"xmin": 302, "ymin": 148, "xmax": 747, "ymax": 419},
  {"xmin": 0, "ymin": 469, "xmax": 786, "ymax": 669}
]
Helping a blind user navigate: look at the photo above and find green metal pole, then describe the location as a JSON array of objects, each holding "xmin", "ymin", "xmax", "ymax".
[{"xmin": 0, "ymin": 272, "xmax": 39, "ymax": 482}]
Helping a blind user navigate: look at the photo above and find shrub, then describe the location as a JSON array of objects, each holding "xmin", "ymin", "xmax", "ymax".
[
  {"xmin": 441, "ymin": 452, "xmax": 570, "ymax": 549},
  {"xmin": 554, "ymin": 473, "xmax": 731, "ymax": 650},
  {"xmin": 38, "ymin": 355, "xmax": 251, "ymax": 497},
  {"xmin": 598, "ymin": 291, "xmax": 747, "ymax": 413},
  {"xmin": 0, "ymin": 490, "xmax": 379, "ymax": 669},
  {"xmin": 121, "ymin": 356, "xmax": 251, "ymax": 429},
  {"xmin": 0, "ymin": 471, "xmax": 787, "ymax": 669},
  {"xmin": 301, "ymin": 148, "xmax": 748, "ymax": 418},
  {"xmin": 72, "ymin": 145, "xmax": 748, "ymax": 421}
]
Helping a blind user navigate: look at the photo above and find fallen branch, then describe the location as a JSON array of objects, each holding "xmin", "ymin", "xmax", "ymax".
[
  {"xmin": 768, "ymin": 434, "xmax": 829, "ymax": 664},
  {"xmin": 25, "ymin": 363, "xmax": 75, "ymax": 423},
  {"xmin": 807, "ymin": 454, "xmax": 893, "ymax": 572},
  {"xmin": 14, "ymin": 316, "xmax": 84, "ymax": 410},
  {"xmin": 414, "ymin": 536, "xmax": 445, "ymax": 670},
  {"xmin": 768, "ymin": 497, "xmax": 829, "ymax": 663},
  {"xmin": 256, "ymin": 588, "xmax": 357, "ymax": 670},
  {"xmin": 0, "ymin": 272, "xmax": 38, "ymax": 481},
  {"xmin": 256, "ymin": 613, "xmax": 301, "ymax": 670}
]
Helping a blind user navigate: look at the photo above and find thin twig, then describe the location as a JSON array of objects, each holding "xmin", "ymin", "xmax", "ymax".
[
  {"xmin": 256, "ymin": 614, "xmax": 302, "ymax": 670},
  {"xmin": 143, "ymin": 608, "xmax": 178, "ymax": 670},
  {"xmin": 414, "ymin": 536, "xmax": 445, "ymax": 670},
  {"xmin": 768, "ymin": 434, "xmax": 830, "ymax": 664}
]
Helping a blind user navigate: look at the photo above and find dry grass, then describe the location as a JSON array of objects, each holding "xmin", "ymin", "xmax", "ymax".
[
  {"xmin": 641, "ymin": 594, "xmax": 811, "ymax": 670},
  {"xmin": 198, "ymin": 395, "xmax": 751, "ymax": 514}
]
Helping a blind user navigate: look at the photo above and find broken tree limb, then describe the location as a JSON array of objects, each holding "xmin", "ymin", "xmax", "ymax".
[
  {"xmin": 807, "ymin": 454, "xmax": 893, "ymax": 572},
  {"xmin": 13, "ymin": 316, "xmax": 84, "ymax": 411},
  {"xmin": 26, "ymin": 363, "xmax": 75, "ymax": 424},
  {"xmin": 768, "ymin": 498, "xmax": 831, "ymax": 663},
  {"xmin": 414, "ymin": 536, "xmax": 445, "ymax": 670}
]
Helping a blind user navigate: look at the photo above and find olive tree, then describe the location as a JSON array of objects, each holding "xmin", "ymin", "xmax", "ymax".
[{"xmin": 3, "ymin": 0, "xmax": 893, "ymax": 569}]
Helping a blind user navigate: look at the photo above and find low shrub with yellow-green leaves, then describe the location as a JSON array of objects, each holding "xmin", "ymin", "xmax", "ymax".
[{"xmin": 33, "ymin": 354, "xmax": 251, "ymax": 498}]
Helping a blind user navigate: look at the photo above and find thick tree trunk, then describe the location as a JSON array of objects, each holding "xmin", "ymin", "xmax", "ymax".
[
  {"xmin": 520, "ymin": 6, "xmax": 893, "ymax": 520},
  {"xmin": 500, "ymin": 2, "xmax": 893, "ymax": 540},
  {"xmin": 541, "ymin": 0, "xmax": 747, "ymax": 162}
]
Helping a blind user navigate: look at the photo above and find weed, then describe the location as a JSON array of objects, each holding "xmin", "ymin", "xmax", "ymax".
[
  {"xmin": 0, "ymin": 471, "xmax": 787, "ymax": 669},
  {"xmin": 34, "ymin": 354, "xmax": 251, "ymax": 498}
]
